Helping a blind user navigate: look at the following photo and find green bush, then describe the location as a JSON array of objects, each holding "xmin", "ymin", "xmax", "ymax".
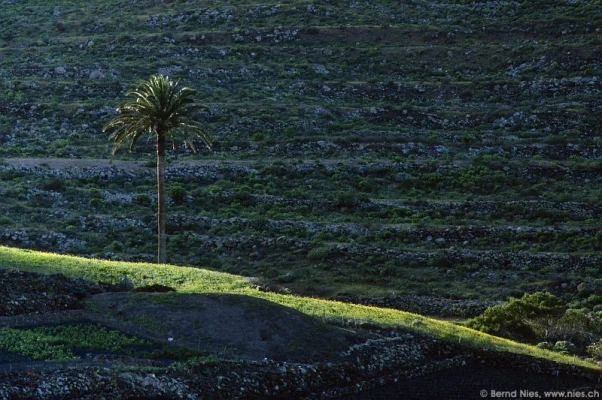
[
  {"xmin": 335, "ymin": 192, "xmax": 359, "ymax": 209},
  {"xmin": 110, "ymin": 241, "xmax": 124, "ymax": 252},
  {"xmin": 356, "ymin": 180, "xmax": 373, "ymax": 192},
  {"xmin": 553, "ymin": 308, "xmax": 602, "ymax": 344},
  {"xmin": 587, "ymin": 295, "xmax": 602, "ymax": 305},
  {"xmin": 536, "ymin": 342, "xmax": 553, "ymax": 350},
  {"xmin": 586, "ymin": 340, "xmax": 602, "ymax": 360},
  {"xmin": 169, "ymin": 185, "xmax": 187, "ymax": 203},
  {"xmin": 89, "ymin": 188, "xmax": 102, "ymax": 199},
  {"xmin": 250, "ymin": 132, "xmax": 264, "ymax": 142},
  {"xmin": 0, "ymin": 216, "xmax": 14, "ymax": 226},
  {"xmin": 307, "ymin": 246, "xmax": 330, "ymax": 261},
  {"xmin": 554, "ymin": 341, "xmax": 577, "ymax": 355},
  {"xmin": 466, "ymin": 292, "xmax": 564, "ymax": 341},
  {"xmin": 134, "ymin": 194, "xmax": 152, "ymax": 206},
  {"xmin": 468, "ymin": 292, "xmax": 602, "ymax": 346},
  {"xmin": 88, "ymin": 198, "xmax": 102, "ymax": 208}
]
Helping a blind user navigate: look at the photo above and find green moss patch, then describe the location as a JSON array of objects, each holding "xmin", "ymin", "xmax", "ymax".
[{"xmin": 0, "ymin": 323, "xmax": 149, "ymax": 361}]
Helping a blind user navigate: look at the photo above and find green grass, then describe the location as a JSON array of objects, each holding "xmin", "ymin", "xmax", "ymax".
[
  {"xmin": 0, "ymin": 322, "xmax": 202, "ymax": 361},
  {"xmin": 0, "ymin": 327, "xmax": 76, "ymax": 361},
  {"xmin": 0, "ymin": 245, "xmax": 598, "ymax": 370},
  {"xmin": 0, "ymin": 323, "xmax": 149, "ymax": 361}
]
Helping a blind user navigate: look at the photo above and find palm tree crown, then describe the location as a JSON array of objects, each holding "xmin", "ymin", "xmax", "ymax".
[{"xmin": 103, "ymin": 74, "xmax": 211, "ymax": 153}]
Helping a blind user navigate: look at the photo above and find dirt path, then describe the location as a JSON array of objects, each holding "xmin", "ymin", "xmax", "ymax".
[
  {"xmin": 0, "ymin": 156, "xmax": 579, "ymax": 170},
  {"xmin": 1, "ymin": 157, "xmax": 372, "ymax": 169},
  {"xmin": 2, "ymin": 157, "xmax": 150, "ymax": 170}
]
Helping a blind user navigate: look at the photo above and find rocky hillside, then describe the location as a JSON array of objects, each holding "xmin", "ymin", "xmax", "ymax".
[
  {"xmin": 0, "ymin": 261, "xmax": 601, "ymax": 399},
  {"xmin": 0, "ymin": 0, "xmax": 601, "ymax": 312}
]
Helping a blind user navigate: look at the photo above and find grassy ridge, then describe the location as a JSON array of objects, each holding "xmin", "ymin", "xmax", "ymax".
[{"xmin": 0, "ymin": 245, "xmax": 597, "ymax": 370}]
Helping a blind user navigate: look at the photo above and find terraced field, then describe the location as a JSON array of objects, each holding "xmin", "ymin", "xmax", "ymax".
[{"xmin": 0, "ymin": 0, "xmax": 601, "ymax": 312}]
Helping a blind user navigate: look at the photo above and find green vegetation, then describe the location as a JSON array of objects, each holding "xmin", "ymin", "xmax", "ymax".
[
  {"xmin": 3, "ymin": 158, "xmax": 602, "ymax": 301},
  {"xmin": 0, "ymin": 0, "xmax": 601, "ymax": 382},
  {"xmin": 0, "ymin": 324, "xmax": 149, "ymax": 361},
  {"xmin": 467, "ymin": 292, "xmax": 565, "ymax": 341},
  {"xmin": 586, "ymin": 340, "xmax": 602, "ymax": 361},
  {"xmin": 0, "ymin": 0, "xmax": 599, "ymax": 304},
  {"xmin": 0, "ymin": 246, "xmax": 598, "ymax": 369},
  {"xmin": 0, "ymin": 322, "xmax": 203, "ymax": 361},
  {"xmin": 468, "ymin": 292, "xmax": 602, "ymax": 355}
]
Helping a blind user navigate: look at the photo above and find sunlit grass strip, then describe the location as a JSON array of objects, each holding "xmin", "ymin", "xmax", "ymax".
[
  {"xmin": 251, "ymin": 292, "xmax": 599, "ymax": 369},
  {"xmin": 0, "ymin": 246, "xmax": 249, "ymax": 293},
  {"xmin": 0, "ymin": 246, "xmax": 598, "ymax": 370}
]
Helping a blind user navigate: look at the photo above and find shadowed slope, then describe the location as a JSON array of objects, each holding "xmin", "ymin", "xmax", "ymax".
[{"xmin": 86, "ymin": 292, "xmax": 365, "ymax": 362}]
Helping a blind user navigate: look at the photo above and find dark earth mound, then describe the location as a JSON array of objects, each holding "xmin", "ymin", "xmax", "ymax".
[{"xmin": 86, "ymin": 292, "xmax": 366, "ymax": 362}]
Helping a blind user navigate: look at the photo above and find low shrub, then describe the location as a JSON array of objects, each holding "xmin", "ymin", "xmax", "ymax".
[
  {"xmin": 468, "ymin": 292, "xmax": 602, "ymax": 347},
  {"xmin": 586, "ymin": 340, "xmax": 602, "ymax": 360},
  {"xmin": 0, "ymin": 216, "xmax": 14, "ymax": 226},
  {"xmin": 169, "ymin": 185, "xmax": 187, "ymax": 203},
  {"xmin": 307, "ymin": 246, "xmax": 330, "ymax": 261},
  {"xmin": 536, "ymin": 342, "xmax": 553, "ymax": 350},
  {"xmin": 466, "ymin": 292, "xmax": 564, "ymax": 341},
  {"xmin": 554, "ymin": 341, "xmax": 577, "ymax": 355},
  {"xmin": 134, "ymin": 193, "xmax": 152, "ymax": 206}
]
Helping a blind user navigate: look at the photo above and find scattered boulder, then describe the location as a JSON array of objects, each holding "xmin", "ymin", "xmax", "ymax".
[{"xmin": 89, "ymin": 70, "xmax": 105, "ymax": 79}]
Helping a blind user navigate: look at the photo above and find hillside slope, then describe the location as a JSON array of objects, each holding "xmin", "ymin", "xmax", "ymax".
[
  {"xmin": 0, "ymin": 247, "xmax": 601, "ymax": 398},
  {"xmin": 0, "ymin": 0, "xmax": 601, "ymax": 309}
]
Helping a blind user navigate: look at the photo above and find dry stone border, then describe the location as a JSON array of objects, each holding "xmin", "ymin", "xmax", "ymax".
[
  {"xmin": 0, "ymin": 329, "xmax": 601, "ymax": 399},
  {"xmin": 0, "ymin": 269, "xmax": 112, "ymax": 317}
]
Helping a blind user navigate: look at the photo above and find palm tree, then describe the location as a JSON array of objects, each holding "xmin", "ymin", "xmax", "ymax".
[{"xmin": 103, "ymin": 75, "xmax": 211, "ymax": 264}]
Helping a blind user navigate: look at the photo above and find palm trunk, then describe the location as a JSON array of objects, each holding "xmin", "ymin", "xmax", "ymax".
[{"xmin": 157, "ymin": 132, "xmax": 167, "ymax": 264}]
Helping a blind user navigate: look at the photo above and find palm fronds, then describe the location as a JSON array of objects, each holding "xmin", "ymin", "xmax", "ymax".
[{"xmin": 103, "ymin": 75, "xmax": 211, "ymax": 153}]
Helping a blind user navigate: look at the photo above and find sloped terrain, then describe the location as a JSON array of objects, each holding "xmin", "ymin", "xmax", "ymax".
[
  {"xmin": 0, "ymin": 261, "xmax": 601, "ymax": 399},
  {"xmin": 86, "ymin": 292, "xmax": 365, "ymax": 362},
  {"xmin": 0, "ymin": 0, "xmax": 601, "ymax": 313},
  {"xmin": 2, "ymin": 1, "xmax": 602, "ymax": 397}
]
